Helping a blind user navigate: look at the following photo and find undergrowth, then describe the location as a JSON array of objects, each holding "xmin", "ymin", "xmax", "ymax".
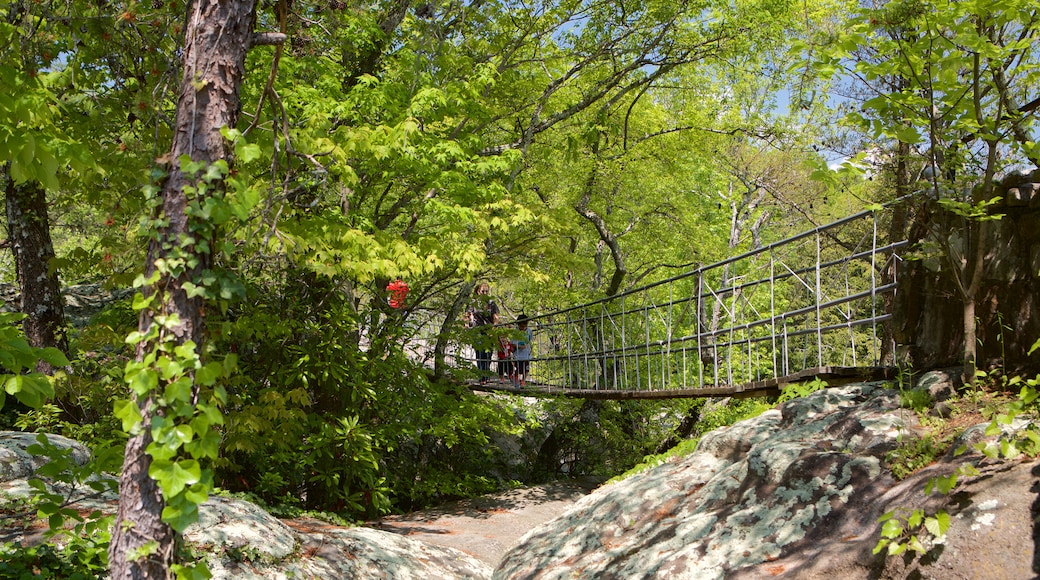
[{"xmin": 875, "ymin": 366, "xmax": 1040, "ymax": 561}]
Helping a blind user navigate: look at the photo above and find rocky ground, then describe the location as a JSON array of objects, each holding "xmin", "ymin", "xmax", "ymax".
[
  {"xmin": 3, "ymin": 370, "xmax": 1040, "ymax": 578},
  {"xmin": 369, "ymin": 480, "xmax": 599, "ymax": 567}
]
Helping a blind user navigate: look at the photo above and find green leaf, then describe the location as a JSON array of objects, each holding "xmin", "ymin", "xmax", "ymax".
[
  {"xmin": 236, "ymin": 142, "xmax": 262, "ymax": 163},
  {"xmin": 174, "ymin": 424, "xmax": 195, "ymax": 444},
  {"xmin": 907, "ymin": 509, "xmax": 924, "ymax": 528},
  {"xmin": 184, "ymin": 482, "xmax": 209, "ymax": 505},
  {"xmin": 164, "ymin": 376, "xmax": 193, "ymax": 403},
  {"xmin": 1029, "ymin": 338, "xmax": 1040, "ymax": 355},
  {"xmin": 7, "ymin": 374, "xmax": 54, "ymax": 408},
  {"xmin": 195, "ymin": 362, "xmax": 223, "ymax": 386},
  {"xmin": 186, "ymin": 428, "xmax": 221, "ymax": 460},
  {"xmin": 924, "ymin": 512, "xmax": 949, "ymax": 538},
  {"xmin": 172, "ymin": 561, "xmax": 213, "ymax": 580},
  {"xmin": 880, "ymin": 517, "xmax": 903, "ymax": 539},
  {"xmin": 132, "ymin": 292, "xmax": 158, "ymax": 312},
  {"xmin": 162, "ymin": 493, "xmax": 200, "ymax": 533},
  {"xmin": 114, "ymin": 399, "xmax": 143, "ymax": 432},
  {"xmin": 149, "ymin": 458, "xmax": 202, "ymax": 497},
  {"xmin": 129, "ymin": 367, "xmax": 159, "ymax": 396},
  {"xmin": 38, "ymin": 347, "xmax": 69, "ymax": 367},
  {"xmin": 156, "ymin": 355, "xmax": 185, "ymax": 381}
]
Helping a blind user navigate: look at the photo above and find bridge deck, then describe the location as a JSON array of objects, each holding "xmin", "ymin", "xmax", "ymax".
[{"xmin": 469, "ymin": 366, "xmax": 897, "ymax": 400}]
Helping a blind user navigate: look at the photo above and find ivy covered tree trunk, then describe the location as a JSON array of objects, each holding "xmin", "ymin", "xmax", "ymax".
[
  {"xmin": 107, "ymin": 0, "xmax": 259, "ymax": 576},
  {"xmin": 4, "ymin": 173, "xmax": 68, "ymax": 372}
]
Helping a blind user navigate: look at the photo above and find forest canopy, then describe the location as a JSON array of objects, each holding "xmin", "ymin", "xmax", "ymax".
[{"xmin": 0, "ymin": 0, "xmax": 1036, "ymax": 575}]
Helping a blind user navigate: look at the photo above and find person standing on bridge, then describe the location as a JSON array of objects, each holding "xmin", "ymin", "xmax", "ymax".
[
  {"xmin": 468, "ymin": 282, "xmax": 499, "ymax": 383},
  {"xmin": 510, "ymin": 314, "xmax": 533, "ymax": 387}
]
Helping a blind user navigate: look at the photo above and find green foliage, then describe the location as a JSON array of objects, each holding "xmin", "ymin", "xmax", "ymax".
[
  {"xmin": 898, "ymin": 387, "xmax": 934, "ymax": 415},
  {"xmin": 694, "ymin": 398, "xmax": 775, "ymax": 435},
  {"xmin": 0, "ymin": 0, "xmax": 887, "ymax": 554},
  {"xmin": 214, "ymin": 273, "xmax": 530, "ymax": 517},
  {"xmin": 111, "ymin": 155, "xmax": 247, "ymax": 553},
  {"xmin": 886, "ymin": 434, "xmax": 944, "ymax": 480},
  {"xmin": 824, "ymin": 0, "xmax": 1039, "ymax": 169},
  {"xmin": 24, "ymin": 434, "xmax": 119, "ymax": 535},
  {"xmin": 873, "ymin": 463, "xmax": 978, "ymax": 559},
  {"xmin": 0, "ymin": 435, "xmax": 120, "ymax": 580},
  {"xmin": 974, "ymin": 379, "xmax": 1040, "ymax": 460},
  {"xmin": 874, "ymin": 508, "xmax": 950, "ymax": 557},
  {"xmin": 777, "ymin": 377, "xmax": 829, "ymax": 403},
  {"xmin": 924, "ymin": 464, "xmax": 979, "ymax": 496},
  {"xmin": 609, "ymin": 438, "xmax": 702, "ymax": 483},
  {"xmin": 0, "ymin": 312, "xmax": 69, "ymax": 411},
  {"xmin": 0, "ymin": 540, "xmax": 108, "ymax": 580},
  {"xmin": 937, "ymin": 196, "xmax": 1005, "ymax": 222}
]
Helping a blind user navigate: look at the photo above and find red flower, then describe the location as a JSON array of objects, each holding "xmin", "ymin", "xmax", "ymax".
[{"xmin": 386, "ymin": 279, "xmax": 409, "ymax": 309}]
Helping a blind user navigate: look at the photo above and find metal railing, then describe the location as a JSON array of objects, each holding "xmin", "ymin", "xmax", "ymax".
[{"xmin": 420, "ymin": 205, "xmax": 904, "ymax": 396}]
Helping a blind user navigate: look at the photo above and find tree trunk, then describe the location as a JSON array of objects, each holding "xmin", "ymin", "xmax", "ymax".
[
  {"xmin": 962, "ymin": 297, "xmax": 976, "ymax": 383},
  {"xmin": 881, "ymin": 140, "xmax": 912, "ymax": 366},
  {"xmin": 435, "ymin": 281, "xmax": 474, "ymax": 379},
  {"xmin": 4, "ymin": 173, "xmax": 68, "ymax": 371},
  {"xmin": 108, "ymin": 0, "xmax": 258, "ymax": 577}
]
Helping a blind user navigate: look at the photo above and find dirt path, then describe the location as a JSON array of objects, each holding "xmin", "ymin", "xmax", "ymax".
[{"xmin": 367, "ymin": 481, "xmax": 599, "ymax": 567}]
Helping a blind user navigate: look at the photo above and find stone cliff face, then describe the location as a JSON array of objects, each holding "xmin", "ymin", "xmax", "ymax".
[
  {"xmin": 495, "ymin": 373, "xmax": 1038, "ymax": 579},
  {"xmin": 2, "ymin": 372, "xmax": 1038, "ymax": 579},
  {"xmin": 894, "ymin": 170, "xmax": 1040, "ymax": 375}
]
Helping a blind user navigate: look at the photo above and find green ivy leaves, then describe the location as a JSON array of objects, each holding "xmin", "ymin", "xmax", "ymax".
[
  {"xmin": 116, "ymin": 334, "xmax": 233, "ymax": 532},
  {"xmin": 113, "ymin": 154, "xmax": 248, "ymax": 540}
]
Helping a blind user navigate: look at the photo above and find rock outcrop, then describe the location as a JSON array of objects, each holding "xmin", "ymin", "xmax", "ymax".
[
  {"xmin": 0, "ymin": 431, "xmax": 491, "ymax": 579},
  {"xmin": 894, "ymin": 169, "xmax": 1040, "ymax": 375},
  {"xmin": 3, "ymin": 372, "xmax": 1038, "ymax": 579},
  {"xmin": 495, "ymin": 374, "xmax": 1039, "ymax": 579}
]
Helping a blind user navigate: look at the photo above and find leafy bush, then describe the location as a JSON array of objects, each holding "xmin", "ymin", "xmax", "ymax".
[
  {"xmin": 0, "ymin": 312, "xmax": 70, "ymax": 412},
  {"xmin": 0, "ymin": 435, "xmax": 118, "ymax": 580},
  {"xmin": 886, "ymin": 434, "xmax": 944, "ymax": 480},
  {"xmin": 214, "ymin": 274, "xmax": 525, "ymax": 518},
  {"xmin": 0, "ymin": 540, "xmax": 108, "ymax": 580},
  {"xmin": 777, "ymin": 377, "xmax": 829, "ymax": 404}
]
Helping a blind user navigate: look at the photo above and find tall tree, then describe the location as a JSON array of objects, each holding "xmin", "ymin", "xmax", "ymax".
[
  {"xmin": 108, "ymin": 0, "xmax": 273, "ymax": 576},
  {"xmin": 0, "ymin": 0, "xmax": 93, "ymax": 370},
  {"xmin": 817, "ymin": 0, "xmax": 1040, "ymax": 380},
  {"xmin": 4, "ymin": 177, "xmax": 67, "ymax": 369}
]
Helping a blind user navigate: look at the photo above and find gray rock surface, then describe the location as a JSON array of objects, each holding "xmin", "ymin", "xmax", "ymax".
[
  {"xmin": 0, "ymin": 431, "xmax": 492, "ymax": 579},
  {"xmin": 3, "ymin": 371, "xmax": 1038, "ymax": 579},
  {"xmin": 493, "ymin": 376, "xmax": 1039, "ymax": 579}
]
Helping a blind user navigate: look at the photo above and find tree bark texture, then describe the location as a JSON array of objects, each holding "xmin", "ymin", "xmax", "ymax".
[
  {"xmin": 4, "ymin": 174, "xmax": 68, "ymax": 371},
  {"xmin": 108, "ymin": 0, "xmax": 258, "ymax": 577}
]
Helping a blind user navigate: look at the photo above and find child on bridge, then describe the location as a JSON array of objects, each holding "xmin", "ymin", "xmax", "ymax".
[{"xmin": 510, "ymin": 314, "xmax": 532, "ymax": 387}]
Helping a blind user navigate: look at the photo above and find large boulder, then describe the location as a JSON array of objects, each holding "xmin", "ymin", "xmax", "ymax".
[
  {"xmin": 0, "ymin": 431, "xmax": 492, "ymax": 579},
  {"xmin": 494, "ymin": 376, "xmax": 1039, "ymax": 579}
]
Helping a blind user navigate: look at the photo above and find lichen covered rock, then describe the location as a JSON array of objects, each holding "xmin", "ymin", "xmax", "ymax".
[
  {"xmin": 0, "ymin": 431, "xmax": 91, "ymax": 483},
  {"xmin": 0, "ymin": 430, "xmax": 492, "ymax": 579},
  {"xmin": 493, "ymin": 378, "xmax": 1038, "ymax": 579}
]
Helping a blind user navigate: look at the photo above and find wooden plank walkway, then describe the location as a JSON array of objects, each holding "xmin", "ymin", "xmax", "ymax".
[{"xmin": 468, "ymin": 366, "xmax": 897, "ymax": 400}]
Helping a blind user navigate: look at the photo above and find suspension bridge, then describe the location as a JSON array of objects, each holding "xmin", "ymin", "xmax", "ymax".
[{"xmin": 406, "ymin": 204, "xmax": 906, "ymax": 399}]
